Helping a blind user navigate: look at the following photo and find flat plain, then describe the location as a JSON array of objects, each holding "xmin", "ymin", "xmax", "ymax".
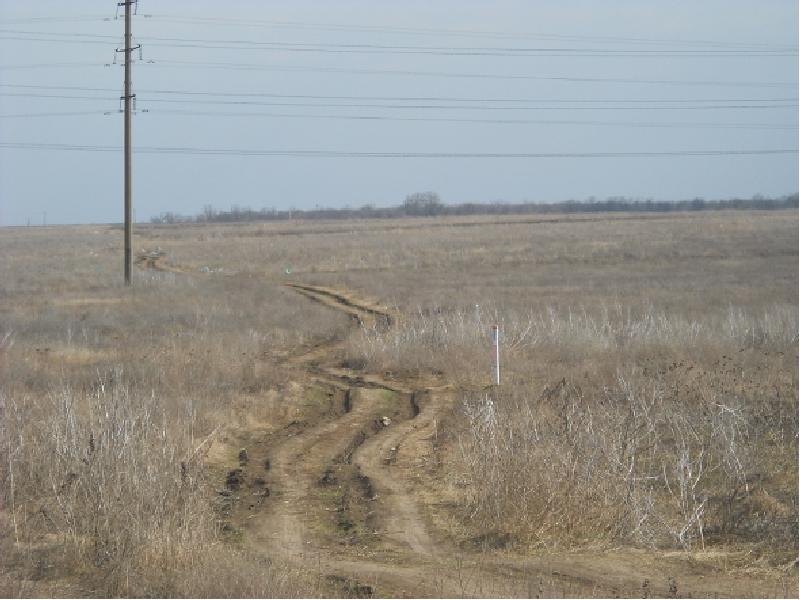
[{"xmin": 1, "ymin": 209, "xmax": 797, "ymax": 597}]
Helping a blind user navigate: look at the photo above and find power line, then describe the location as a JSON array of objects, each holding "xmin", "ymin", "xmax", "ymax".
[
  {"xmin": 3, "ymin": 92, "xmax": 796, "ymax": 111},
  {"xmin": 146, "ymin": 14, "xmax": 799, "ymax": 52},
  {"xmin": 1, "ymin": 31, "xmax": 796, "ymax": 57},
  {"xmin": 1, "ymin": 83, "xmax": 795, "ymax": 104},
  {"xmin": 0, "ymin": 107, "xmax": 794, "ymax": 131},
  {"xmin": 0, "ymin": 58, "xmax": 794, "ymax": 90},
  {"xmin": 0, "ymin": 92, "xmax": 116, "ymax": 101},
  {"xmin": 2, "ymin": 28, "xmax": 796, "ymax": 53},
  {"xmin": 81, "ymin": 99, "xmax": 800, "ymax": 111},
  {"xmin": 0, "ymin": 16, "xmax": 111, "ymax": 25},
  {"xmin": 0, "ymin": 110, "xmax": 109, "ymax": 118},
  {"xmin": 0, "ymin": 142, "xmax": 795, "ymax": 159},
  {"xmin": 0, "ymin": 13, "xmax": 794, "ymax": 52},
  {"xmin": 121, "ymin": 39, "xmax": 800, "ymax": 56},
  {"xmin": 144, "ymin": 109, "xmax": 799, "ymax": 130},
  {"xmin": 0, "ymin": 107, "xmax": 795, "ymax": 131},
  {"xmin": 0, "ymin": 61, "xmax": 112, "ymax": 70},
  {"xmin": 153, "ymin": 60, "xmax": 799, "ymax": 88}
]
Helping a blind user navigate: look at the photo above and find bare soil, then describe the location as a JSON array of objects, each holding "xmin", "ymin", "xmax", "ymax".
[{"xmin": 202, "ymin": 280, "xmax": 797, "ymax": 598}]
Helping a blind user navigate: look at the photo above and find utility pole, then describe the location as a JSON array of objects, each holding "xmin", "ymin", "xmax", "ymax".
[
  {"xmin": 118, "ymin": 0, "xmax": 138, "ymax": 285},
  {"xmin": 491, "ymin": 324, "xmax": 500, "ymax": 386}
]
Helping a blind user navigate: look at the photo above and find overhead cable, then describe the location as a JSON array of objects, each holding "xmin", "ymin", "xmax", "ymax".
[{"xmin": 0, "ymin": 142, "xmax": 795, "ymax": 159}]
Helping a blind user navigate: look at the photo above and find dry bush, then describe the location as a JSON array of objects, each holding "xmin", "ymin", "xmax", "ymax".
[
  {"xmin": 0, "ymin": 378, "xmax": 310, "ymax": 597},
  {"xmin": 454, "ymin": 362, "xmax": 797, "ymax": 551},
  {"xmin": 0, "ymin": 225, "xmax": 349, "ymax": 596},
  {"xmin": 1, "ymin": 211, "xmax": 795, "ymax": 591},
  {"xmin": 349, "ymin": 300, "xmax": 797, "ymax": 554},
  {"xmin": 349, "ymin": 302, "xmax": 797, "ymax": 383}
]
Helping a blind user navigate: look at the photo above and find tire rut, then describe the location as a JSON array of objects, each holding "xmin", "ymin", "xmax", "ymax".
[
  {"xmin": 350, "ymin": 390, "xmax": 453, "ymax": 558},
  {"xmin": 222, "ymin": 283, "xmax": 459, "ymax": 595},
  {"xmin": 251, "ymin": 387, "xmax": 384, "ymax": 559},
  {"xmin": 220, "ymin": 281, "xmax": 774, "ymax": 598},
  {"xmin": 285, "ymin": 283, "xmax": 395, "ymax": 327},
  {"xmin": 258, "ymin": 283, "xmax": 595, "ymax": 596},
  {"xmin": 267, "ymin": 284, "xmax": 576, "ymax": 596}
]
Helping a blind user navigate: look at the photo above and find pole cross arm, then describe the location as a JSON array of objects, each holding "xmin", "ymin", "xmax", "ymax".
[{"xmin": 115, "ymin": 44, "xmax": 141, "ymax": 54}]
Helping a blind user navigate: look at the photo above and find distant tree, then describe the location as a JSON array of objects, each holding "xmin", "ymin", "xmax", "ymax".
[
  {"xmin": 690, "ymin": 197, "xmax": 706, "ymax": 211},
  {"xmin": 151, "ymin": 191, "xmax": 799, "ymax": 224},
  {"xmin": 403, "ymin": 191, "xmax": 443, "ymax": 216}
]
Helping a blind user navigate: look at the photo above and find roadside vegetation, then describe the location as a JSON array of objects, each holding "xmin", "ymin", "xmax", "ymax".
[
  {"xmin": 0, "ymin": 226, "xmax": 346, "ymax": 597},
  {"xmin": 337, "ymin": 209, "xmax": 797, "ymax": 560},
  {"xmin": 350, "ymin": 304, "xmax": 797, "ymax": 553},
  {"xmin": 1, "ymin": 208, "xmax": 797, "ymax": 596}
]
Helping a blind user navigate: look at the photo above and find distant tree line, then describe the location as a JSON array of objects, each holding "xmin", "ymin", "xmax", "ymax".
[{"xmin": 149, "ymin": 192, "xmax": 798, "ymax": 224}]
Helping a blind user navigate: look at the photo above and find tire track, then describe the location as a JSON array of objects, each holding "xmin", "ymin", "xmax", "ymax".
[
  {"xmin": 218, "ymin": 281, "xmax": 779, "ymax": 598},
  {"xmin": 285, "ymin": 283, "xmax": 395, "ymax": 327},
  {"xmin": 261, "ymin": 283, "xmax": 609, "ymax": 596},
  {"xmin": 264, "ymin": 284, "xmax": 603, "ymax": 596},
  {"xmin": 252, "ymin": 387, "xmax": 385, "ymax": 559},
  {"xmin": 231, "ymin": 283, "xmax": 465, "ymax": 595},
  {"xmin": 280, "ymin": 284, "xmax": 450, "ymax": 561}
]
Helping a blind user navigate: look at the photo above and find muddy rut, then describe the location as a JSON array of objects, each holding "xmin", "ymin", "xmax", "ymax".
[
  {"xmin": 232, "ymin": 284, "xmax": 465, "ymax": 595},
  {"xmin": 202, "ymin": 281, "xmax": 785, "ymax": 599}
]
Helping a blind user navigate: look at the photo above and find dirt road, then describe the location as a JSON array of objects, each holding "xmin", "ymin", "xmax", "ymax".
[{"xmin": 202, "ymin": 281, "xmax": 794, "ymax": 598}]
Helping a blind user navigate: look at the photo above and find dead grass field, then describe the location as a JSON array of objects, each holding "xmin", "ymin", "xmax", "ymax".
[{"xmin": 1, "ymin": 209, "xmax": 797, "ymax": 597}]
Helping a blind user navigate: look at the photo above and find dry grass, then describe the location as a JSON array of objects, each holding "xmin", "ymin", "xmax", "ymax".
[
  {"xmin": 333, "ymin": 210, "xmax": 798, "ymax": 558},
  {"xmin": 454, "ymin": 360, "xmax": 797, "ymax": 551},
  {"xmin": 346, "ymin": 304, "xmax": 797, "ymax": 555},
  {"xmin": 350, "ymin": 302, "xmax": 797, "ymax": 380},
  {"xmin": 0, "ymin": 225, "xmax": 349, "ymax": 597},
  {"xmin": 0, "ymin": 382, "xmax": 317, "ymax": 598},
  {"xmin": 1, "ymin": 209, "xmax": 797, "ymax": 595}
]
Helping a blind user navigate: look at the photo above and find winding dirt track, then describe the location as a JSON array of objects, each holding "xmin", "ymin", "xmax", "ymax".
[
  {"xmin": 131, "ymin": 251, "xmax": 795, "ymax": 597},
  {"xmin": 204, "ymin": 281, "xmax": 790, "ymax": 599},
  {"xmin": 240, "ymin": 285, "xmax": 469, "ymax": 596}
]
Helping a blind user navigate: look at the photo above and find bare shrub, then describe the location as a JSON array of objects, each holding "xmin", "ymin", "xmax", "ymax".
[
  {"xmin": 0, "ymin": 377, "xmax": 304, "ymax": 597},
  {"xmin": 454, "ymin": 363, "xmax": 797, "ymax": 550},
  {"xmin": 350, "ymin": 303, "xmax": 797, "ymax": 381},
  {"xmin": 1, "ymin": 211, "xmax": 795, "ymax": 591}
]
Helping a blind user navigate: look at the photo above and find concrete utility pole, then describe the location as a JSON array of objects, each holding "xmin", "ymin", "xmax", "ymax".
[
  {"xmin": 121, "ymin": 0, "xmax": 136, "ymax": 285},
  {"xmin": 491, "ymin": 324, "xmax": 500, "ymax": 386}
]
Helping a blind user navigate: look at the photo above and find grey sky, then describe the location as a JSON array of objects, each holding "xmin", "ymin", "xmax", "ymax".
[{"xmin": 0, "ymin": 0, "xmax": 797, "ymax": 225}]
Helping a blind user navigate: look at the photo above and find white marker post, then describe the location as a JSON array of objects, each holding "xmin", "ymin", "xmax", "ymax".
[{"xmin": 491, "ymin": 324, "xmax": 500, "ymax": 386}]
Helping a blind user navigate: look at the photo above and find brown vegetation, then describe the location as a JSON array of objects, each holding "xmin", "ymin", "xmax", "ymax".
[
  {"xmin": 0, "ymin": 225, "xmax": 346, "ymax": 597},
  {"xmin": 337, "ymin": 210, "xmax": 797, "ymax": 558},
  {"xmin": 1, "ymin": 209, "xmax": 797, "ymax": 597}
]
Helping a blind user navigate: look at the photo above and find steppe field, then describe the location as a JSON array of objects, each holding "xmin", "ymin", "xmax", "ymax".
[{"xmin": 1, "ymin": 209, "xmax": 797, "ymax": 598}]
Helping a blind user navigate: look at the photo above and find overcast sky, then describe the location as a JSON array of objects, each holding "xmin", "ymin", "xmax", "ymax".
[{"xmin": 0, "ymin": 0, "xmax": 797, "ymax": 225}]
